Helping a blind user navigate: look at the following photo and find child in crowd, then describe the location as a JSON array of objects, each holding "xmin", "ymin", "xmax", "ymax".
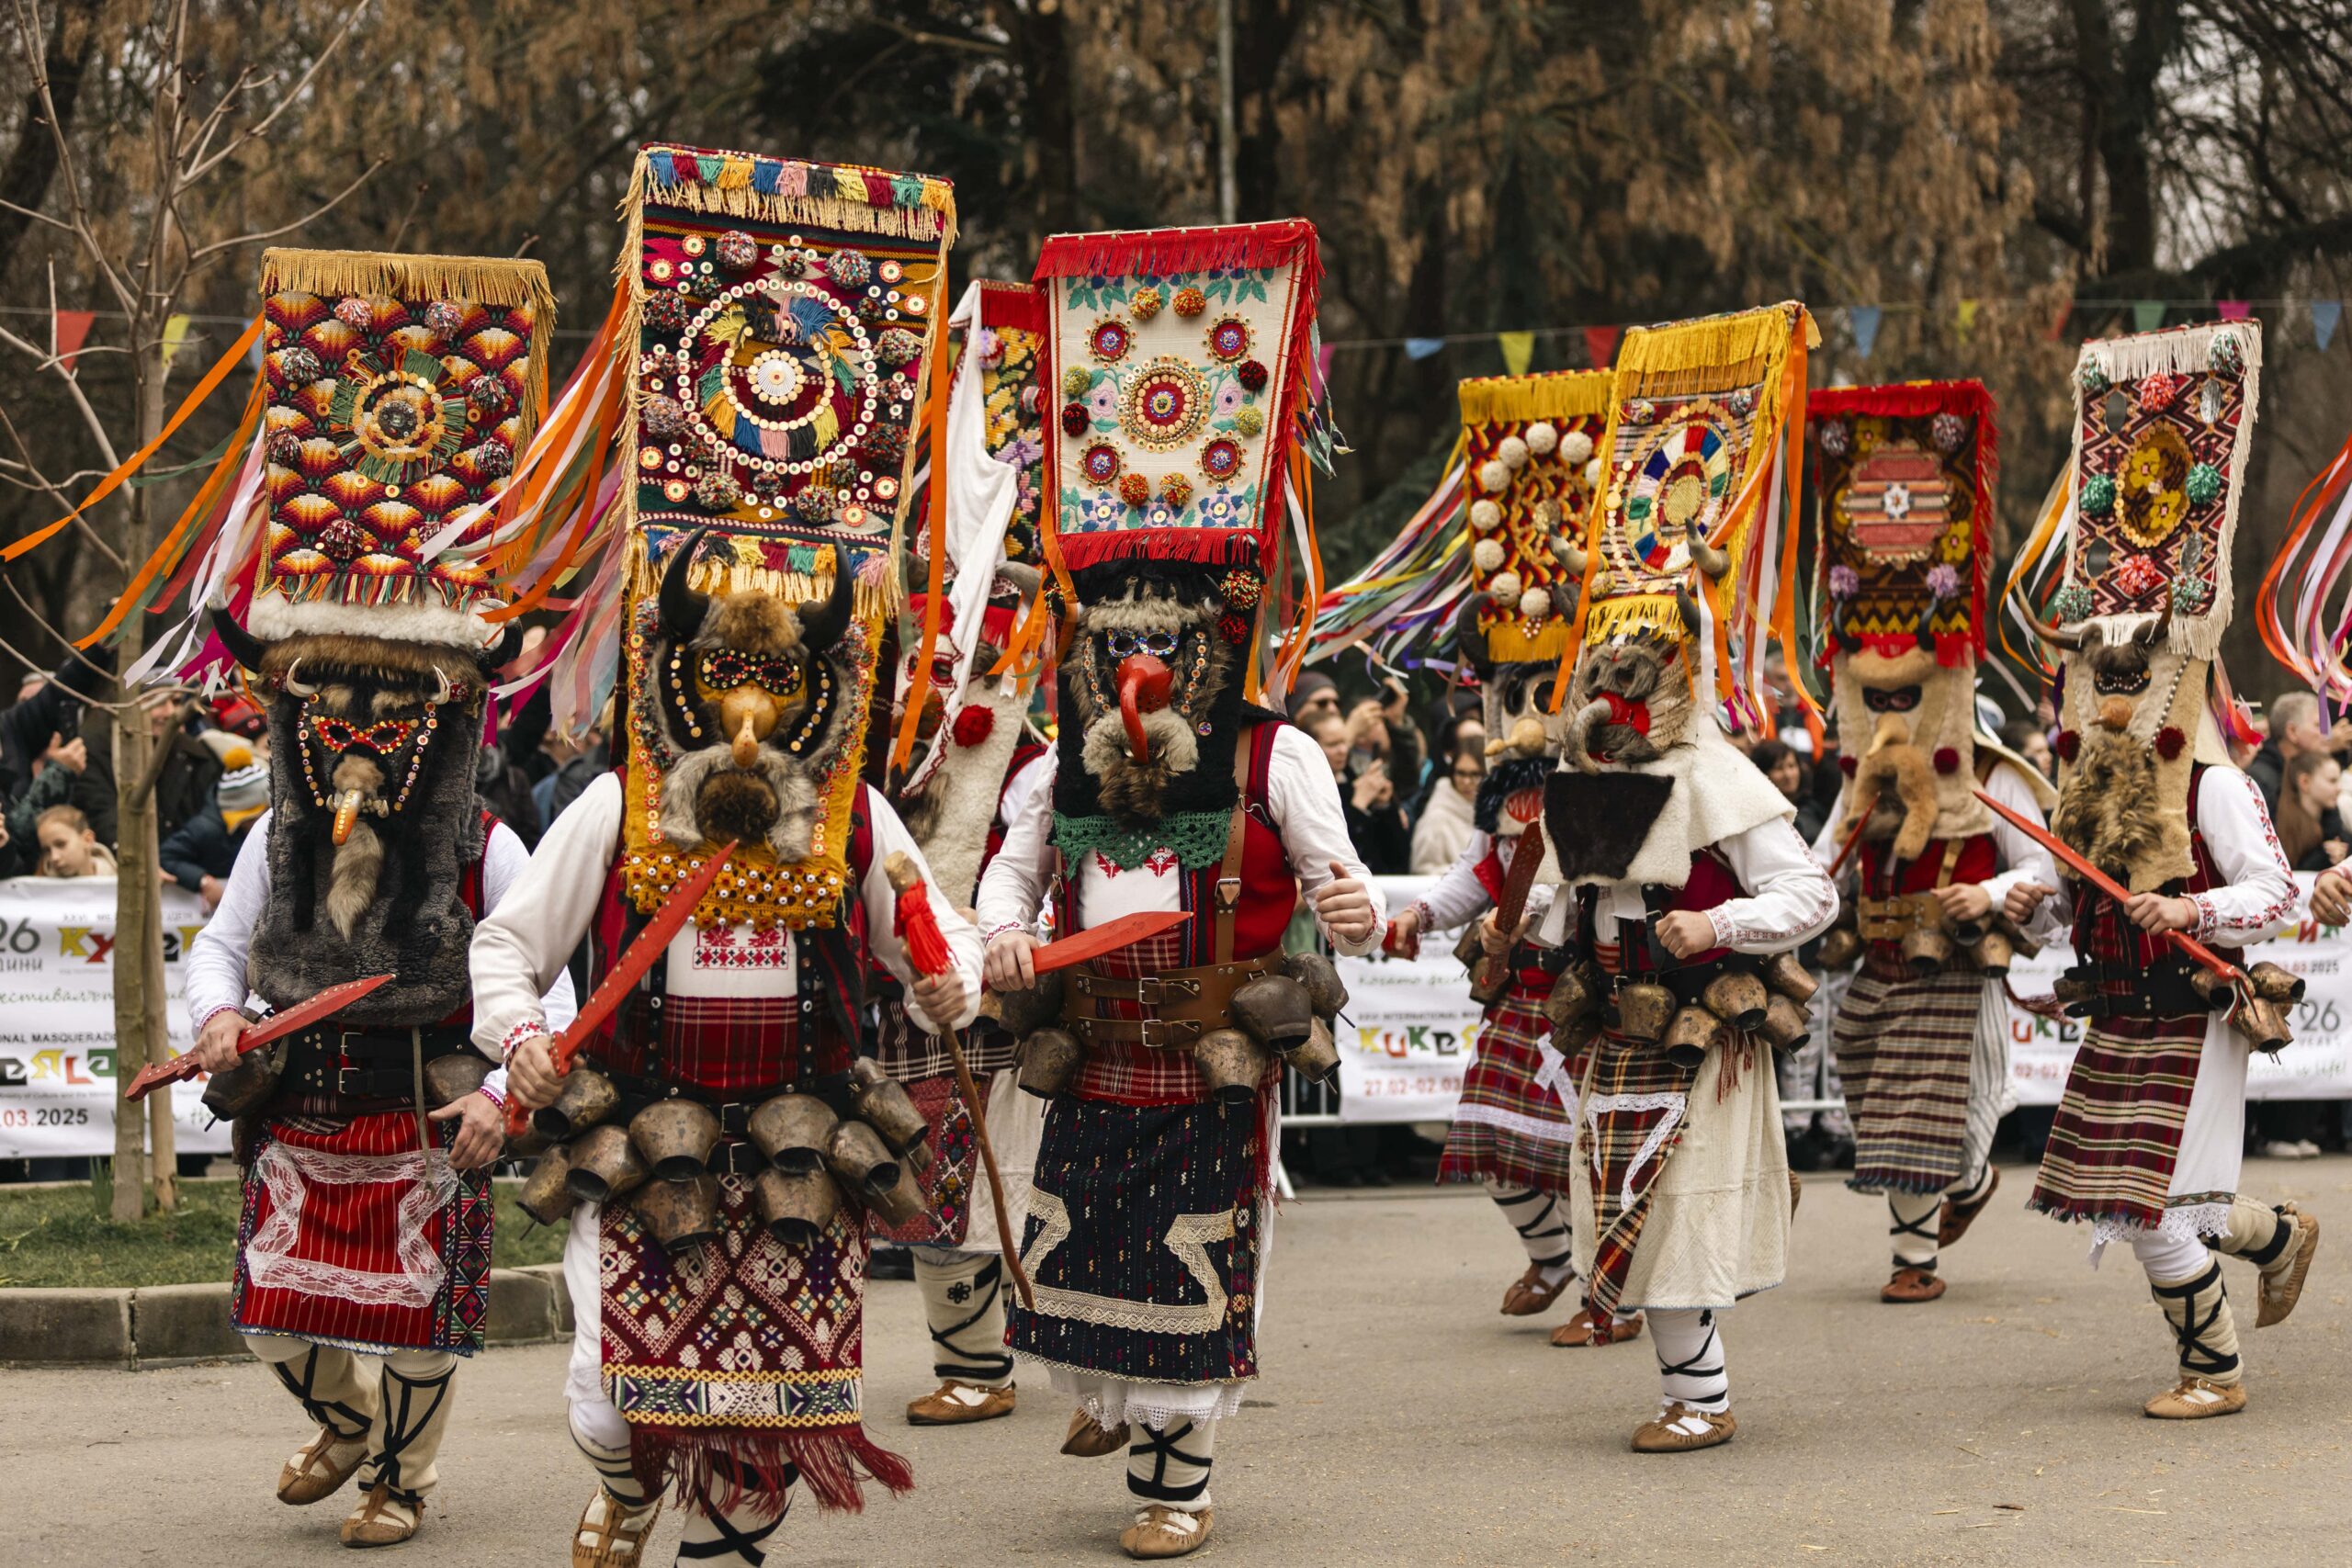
[{"xmin": 35, "ymin": 805, "xmax": 115, "ymax": 877}]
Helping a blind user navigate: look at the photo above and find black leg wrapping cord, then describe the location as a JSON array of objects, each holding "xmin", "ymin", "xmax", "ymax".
[
  {"xmin": 2154, "ymin": 1263, "xmax": 2240, "ymax": 1381},
  {"xmin": 1493, "ymin": 1187, "xmax": 1573, "ymax": 1269},
  {"xmin": 677, "ymin": 1458, "xmax": 796, "ymax": 1564},
  {"xmin": 2229, "ymin": 1207, "xmax": 2295, "ymax": 1269},
  {"xmin": 1126, "ymin": 1421, "xmax": 1213, "ymax": 1506},
  {"xmin": 269, "ymin": 1347, "xmax": 370, "ymax": 1440},
  {"xmin": 931, "ymin": 1257, "xmax": 1013, "ymax": 1382},
  {"xmin": 1888, "ymin": 1205, "xmax": 1939, "ymax": 1272},
  {"xmin": 359, "ymin": 1358, "xmax": 455, "ymax": 1501},
  {"xmin": 1657, "ymin": 1309, "xmax": 1727, "ymax": 1405}
]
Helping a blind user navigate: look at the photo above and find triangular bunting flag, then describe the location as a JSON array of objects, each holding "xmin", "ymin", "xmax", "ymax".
[
  {"xmin": 1581, "ymin": 324, "xmax": 1621, "ymax": 368},
  {"xmin": 1849, "ymin": 305, "xmax": 1882, "ymax": 359},
  {"xmin": 2218, "ymin": 299, "xmax": 2251, "ymax": 321},
  {"xmin": 2132, "ymin": 300, "xmax": 2166, "ymax": 332},
  {"xmin": 2045, "ymin": 290, "xmax": 2075, "ymax": 342},
  {"xmin": 2315, "ymin": 299, "xmax": 2344, "ymax": 353},
  {"xmin": 52, "ymin": 310, "xmax": 94, "ymax": 375},
  {"xmin": 1404, "ymin": 336, "xmax": 1445, "ymax": 360},
  {"xmin": 1498, "ymin": 331, "xmax": 1534, "ymax": 377},
  {"xmin": 159, "ymin": 313, "xmax": 192, "ymax": 370},
  {"xmin": 1955, "ymin": 299, "xmax": 1979, "ymax": 338}
]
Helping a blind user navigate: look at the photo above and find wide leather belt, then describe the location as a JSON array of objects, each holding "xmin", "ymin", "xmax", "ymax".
[
  {"xmin": 1063, "ymin": 953, "xmax": 1283, "ymax": 1050},
  {"xmin": 595, "ymin": 1063, "xmax": 857, "ymax": 1124},
  {"xmin": 2062, "ymin": 958, "xmax": 2222, "ymax": 1018},
  {"xmin": 282, "ymin": 1026, "xmax": 468, "ymax": 1100}
]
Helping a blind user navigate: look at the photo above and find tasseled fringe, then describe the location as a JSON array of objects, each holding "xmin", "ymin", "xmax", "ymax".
[
  {"xmin": 1613, "ymin": 301, "xmax": 1816, "ymax": 398},
  {"xmin": 628, "ymin": 1425, "xmax": 914, "ymax": 1518},
  {"xmin": 630, "ymin": 145, "xmax": 954, "ymax": 245},
  {"xmin": 1054, "ymin": 525, "xmax": 1260, "ymax": 575},
  {"xmin": 624, "ymin": 531, "xmax": 894, "ymax": 625},
  {"xmin": 1034, "ymin": 219, "xmax": 1316, "ymax": 285},
  {"xmin": 258, "ymin": 248, "xmax": 557, "ymax": 318},
  {"xmin": 1456, "ymin": 367, "xmax": 1613, "ymax": 427},
  {"xmin": 977, "ymin": 278, "xmax": 1046, "ymax": 333},
  {"xmin": 2075, "ymin": 318, "xmax": 2263, "ymax": 390},
  {"xmin": 1582, "ymin": 590, "xmax": 1686, "ymax": 647}
]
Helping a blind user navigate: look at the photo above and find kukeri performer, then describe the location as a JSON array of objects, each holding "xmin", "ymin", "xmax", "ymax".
[
  {"xmin": 1535, "ymin": 304, "xmax": 1836, "ymax": 1453},
  {"xmin": 1804, "ymin": 381, "xmax": 2058, "ymax": 1303},
  {"xmin": 975, "ymin": 219, "xmax": 1376, "ymax": 1560},
  {"xmin": 161, "ymin": 249, "xmax": 571, "ymax": 1546},
  {"xmin": 868, "ymin": 278, "xmax": 1055, "ymax": 1427},
  {"xmin": 2004, "ymin": 317, "xmax": 2317, "ymax": 1422},
  {"xmin": 470, "ymin": 144, "xmax": 980, "ymax": 1565},
  {"xmin": 1376, "ymin": 370, "xmax": 1643, "ymax": 1345}
]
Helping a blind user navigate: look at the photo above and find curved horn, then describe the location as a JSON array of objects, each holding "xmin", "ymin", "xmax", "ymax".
[
  {"xmin": 430, "ymin": 666, "xmax": 455, "ymax": 707},
  {"xmin": 795, "ymin": 555, "xmax": 856, "ymax": 651},
  {"xmin": 2027, "ymin": 615, "xmax": 2085, "ymax": 651},
  {"xmin": 281, "ymin": 658, "xmax": 318, "ymax": 699},
  {"xmin": 1675, "ymin": 585, "xmax": 1702, "ymax": 636},
  {"xmin": 1685, "ymin": 522, "xmax": 1729, "ymax": 581},
  {"xmin": 2132, "ymin": 615, "xmax": 2165, "ymax": 650},
  {"xmin": 209, "ymin": 601, "xmax": 273, "ymax": 673},
  {"xmin": 660, "ymin": 531, "xmax": 710, "ymax": 641},
  {"xmin": 1452, "ymin": 591, "xmax": 1493, "ymax": 673},
  {"xmin": 484, "ymin": 622, "xmax": 525, "ymax": 673},
  {"xmin": 1550, "ymin": 536, "xmax": 1588, "ymax": 578},
  {"xmin": 1566, "ymin": 696, "xmax": 1611, "ymax": 775}
]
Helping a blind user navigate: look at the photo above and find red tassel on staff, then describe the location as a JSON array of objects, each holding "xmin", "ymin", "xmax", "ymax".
[{"xmin": 890, "ymin": 859, "xmax": 956, "ymax": 979}]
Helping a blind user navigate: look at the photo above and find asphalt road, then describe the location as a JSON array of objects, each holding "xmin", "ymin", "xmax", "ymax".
[{"xmin": 6, "ymin": 1155, "xmax": 2349, "ymax": 1567}]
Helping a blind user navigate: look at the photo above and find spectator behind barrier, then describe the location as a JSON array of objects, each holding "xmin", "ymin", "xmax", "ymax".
[
  {"xmin": 1310, "ymin": 709, "xmax": 1411, "ymax": 874},
  {"xmin": 159, "ymin": 739, "xmax": 269, "ymax": 909},
  {"xmin": 1410, "ymin": 742, "xmax": 1482, "ymax": 874},
  {"xmin": 35, "ymin": 805, "xmax": 115, "ymax": 877},
  {"xmin": 1997, "ymin": 717, "xmax": 2054, "ymax": 782},
  {"xmin": 2278, "ymin": 750, "xmax": 2348, "ymax": 872}
]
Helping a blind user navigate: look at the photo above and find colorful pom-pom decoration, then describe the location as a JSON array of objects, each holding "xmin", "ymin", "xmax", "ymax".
[
  {"xmin": 1498, "ymin": 434, "xmax": 1531, "ymax": 471},
  {"xmin": 1061, "ymin": 402, "xmax": 1091, "ymax": 437},
  {"xmin": 694, "ymin": 468, "xmax": 742, "ymax": 511},
  {"xmin": 1477, "ymin": 459, "xmax": 1511, "ymax": 494},
  {"xmin": 1561, "ymin": 430, "xmax": 1594, "ymax": 466},
  {"xmin": 1118, "ymin": 472, "xmax": 1151, "ymax": 507},
  {"xmin": 951, "ymin": 705, "xmax": 996, "ymax": 749},
  {"xmin": 1236, "ymin": 358, "xmax": 1269, "ymax": 392},
  {"xmin": 1219, "ymin": 570, "xmax": 1262, "ymax": 609},
  {"xmin": 1469, "ymin": 499, "xmax": 1503, "ymax": 534},
  {"xmin": 1933, "ymin": 747, "xmax": 1959, "ymax": 775},
  {"xmin": 2055, "ymin": 729, "xmax": 2081, "ymax": 763},
  {"xmin": 1061, "ymin": 367, "xmax": 1093, "ymax": 399},
  {"xmin": 2156, "ymin": 726, "xmax": 2187, "ymax": 761},
  {"xmin": 1472, "ymin": 538, "xmax": 1506, "ymax": 574},
  {"xmin": 2184, "ymin": 462, "xmax": 2223, "ymax": 506},
  {"xmin": 1525, "ymin": 422, "xmax": 1559, "ymax": 457},
  {"xmin": 2080, "ymin": 474, "xmax": 2117, "ymax": 516},
  {"xmin": 1130, "ymin": 286, "xmax": 1164, "ymax": 321},
  {"xmin": 1488, "ymin": 570, "xmax": 1522, "ymax": 604},
  {"xmin": 1172, "ymin": 287, "xmax": 1207, "ymax": 317},
  {"xmin": 1232, "ymin": 405, "xmax": 1264, "ymax": 437},
  {"xmin": 1159, "ymin": 473, "xmax": 1193, "ymax": 509},
  {"xmin": 1519, "ymin": 587, "xmax": 1552, "ymax": 620}
]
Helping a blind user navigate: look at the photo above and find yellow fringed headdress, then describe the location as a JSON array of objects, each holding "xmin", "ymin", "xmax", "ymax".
[{"xmin": 1459, "ymin": 369, "xmax": 1612, "ymax": 666}]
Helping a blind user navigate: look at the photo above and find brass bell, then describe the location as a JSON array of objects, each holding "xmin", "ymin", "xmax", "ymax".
[
  {"xmin": 994, "ymin": 972, "xmax": 1068, "ymax": 1038},
  {"xmin": 850, "ymin": 1058, "xmax": 933, "ymax": 1156},
  {"xmin": 1613, "ymin": 980, "xmax": 1676, "ymax": 1043},
  {"xmin": 2188, "ymin": 967, "xmax": 2235, "ymax": 1010},
  {"xmin": 1758, "ymin": 993, "xmax": 1810, "ymax": 1052},
  {"xmin": 635, "ymin": 1174, "xmax": 721, "ymax": 1255},
  {"xmin": 531, "ymin": 1065, "xmax": 620, "ymax": 1141},
  {"xmin": 2232, "ymin": 994, "xmax": 2293, "ymax": 1055},
  {"xmin": 1700, "ymin": 971, "xmax": 1769, "ymax": 1032},
  {"xmin": 754, "ymin": 1166, "xmax": 841, "ymax": 1248},
  {"xmin": 1193, "ymin": 1027, "xmax": 1271, "ymax": 1104},
  {"xmin": 1968, "ymin": 930, "xmax": 2015, "ymax": 977},
  {"xmin": 563, "ymin": 1122, "xmax": 648, "ymax": 1203},
  {"xmin": 1283, "ymin": 1016, "xmax": 1340, "ymax": 1084},
  {"xmin": 1017, "ymin": 1027, "xmax": 1084, "ymax": 1099},
  {"xmin": 200, "ymin": 1041, "xmax": 282, "ymax": 1121},
  {"xmin": 1761, "ymin": 952, "xmax": 1818, "ymax": 1006},
  {"xmin": 423, "ymin": 1053, "xmax": 490, "ymax": 1109},
  {"xmin": 746, "ymin": 1094, "xmax": 838, "ymax": 1175},
  {"xmin": 2247, "ymin": 961, "xmax": 2305, "ymax": 1004},
  {"xmin": 1662, "ymin": 1005, "xmax": 1722, "ymax": 1069},
  {"xmin": 506, "ymin": 1123, "xmax": 554, "ymax": 1159},
  {"xmin": 1900, "ymin": 924, "xmax": 1954, "ymax": 976},
  {"xmin": 629, "ymin": 1100, "xmax": 721, "ymax": 1183},
  {"xmin": 822, "ymin": 1118, "xmax": 901, "ymax": 1201},
  {"xmin": 516, "ymin": 1145, "xmax": 579, "ymax": 1225},
  {"xmin": 1815, "ymin": 926, "xmax": 1862, "ymax": 970},
  {"xmin": 1554, "ymin": 1013, "xmax": 1602, "ymax": 1065},
  {"xmin": 1543, "ymin": 962, "xmax": 1602, "ymax": 1029},
  {"xmin": 1229, "ymin": 975, "xmax": 1317, "ymax": 1051},
  {"xmin": 864, "ymin": 1159, "xmax": 928, "ymax": 1227},
  {"xmin": 1281, "ymin": 951, "xmax": 1350, "ymax": 1020}
]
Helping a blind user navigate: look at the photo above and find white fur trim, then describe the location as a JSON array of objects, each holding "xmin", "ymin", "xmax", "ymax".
[{"xmin": 247, "ymin": 592, "xmax": 500, "ymax": 651}]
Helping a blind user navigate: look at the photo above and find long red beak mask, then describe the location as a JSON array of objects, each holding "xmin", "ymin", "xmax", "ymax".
[{"xmin": 1116, "ymin": 653, "xmax": 1174, "ymax": 764}]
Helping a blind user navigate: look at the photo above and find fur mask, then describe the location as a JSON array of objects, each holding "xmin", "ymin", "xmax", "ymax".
[
  {"xmin": 1832, "ymin": 647, "xmax": 1985, "ymax": 862},
  {"xmin": 1057, "ymin": 561, "xmax": 1261, "ymax": 829},
  {"xmin": 1560, "ymin": 622, "xmax": 1699, "ymax": 774},
  {"xmin": 644, "ymin": 532, "xmax": 856, "ymax": 859},
  {"xmin": 2049, "ymin": 616, "xmax": 2208, "ymax": 889},
  {"xmin": 1474, "ymin": 660, "xmax": 1573, "ymax": 838}
]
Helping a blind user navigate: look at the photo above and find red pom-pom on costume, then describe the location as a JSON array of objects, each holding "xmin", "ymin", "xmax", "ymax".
[
  {"xmin": 951, "ymin": 705, "xmax": 995, "ymax": 748},
  {"xmin": 1217, "ymin": 613, "xmax": 1251, "ymax": 645},
  {"xmin": 2056, "ymin": 729, "xmax": 2080, "ymax": 763},
  {"xmin": 1839, "ymin": 754, "xmax": 1858, "ymax": 777},
  {"xmin": 1933, "ymin": 746, "xmax": 1959, "ymax": 775},
  {"xmin": 2156, "ymin": 726, "xmax": 2186, "ymax": 761}
]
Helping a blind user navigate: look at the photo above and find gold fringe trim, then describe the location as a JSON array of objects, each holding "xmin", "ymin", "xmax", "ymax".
[
  {"xmin": 1456, "ymin": 367, "xmax": 1614, "ymax": 427},
  {"xmin": 1613, "ymin": 301, "xmax": 1815, "ymax": 400},
  {"xmin": 624, "ymin": 152, "xmax": 956, "ymax": 248},
  {"xmin": 622, "ymin": 530, "xmax": 891, "ymax": 623},
  {"xmin": 1582, "ymin": 590, "xmax": 1687, "ymax": 646},
  {"xmin": 1487, "ymin": 617, "xmax": 1574, "ymax": 665}
]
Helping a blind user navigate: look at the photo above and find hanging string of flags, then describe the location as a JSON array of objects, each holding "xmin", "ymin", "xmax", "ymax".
[{"xmin": 8, "ymin": 295, "xmax": 2346, "ymax": 374}]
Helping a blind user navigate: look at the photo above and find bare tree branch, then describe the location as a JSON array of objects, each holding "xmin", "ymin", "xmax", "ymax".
[
  {"xmin": 187, "ymin": 156, "xmax": 387, "ymax": 264},
  {"xmin": 0, "ymin": 321, "xmax": 124, "ymax": 469},
  {"xmin": 0, "ymin": 400, "xmax": 127, "ymax": 571},
  {"xmin": 180, "ymin": 4, "xmax": 372, "ymax": 183}
]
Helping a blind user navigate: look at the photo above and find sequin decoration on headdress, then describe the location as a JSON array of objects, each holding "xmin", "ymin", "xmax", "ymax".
[
  {"xmin": 1566, "ymin": 302, "xmax": 1817, "ymax": 729},
  {"xmin": 1811, "ymin": 379, "xmax": 1996, "ymax": 669}
]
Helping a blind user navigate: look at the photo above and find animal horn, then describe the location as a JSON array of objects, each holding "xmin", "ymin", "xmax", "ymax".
[
  {"xmin": 1675, "ymin": 585, "xmax": 1702, "ymax": 635},
  {"xmin": 485, "ymin": 622, "xmax": 525, "ymax": 672},
  {"xmin": 660, "ymin": 530, "xmax": 711, "ymax": 640},
  {"xmin": 430, "ymin": 666, "xmax": 454, "ymax": 706},
  {"xmin": 795, "ymin": 554, "xmax": 856, "ymax": 650},
  {"xmin": 209, "ymin": 601, "xmax": 273, "ymax": 673},
  {"xmin": 1551, "ymin": 536, "xmax": 1588, "ymax": 577},
  {"xmin": 1452, "ymin": 591, "xmax": 1493, "ymax": 675},
  {"xmin": 1566, "ymin": 695, "xmax": 1611, "ymax": 775},
  {"xmin": 2026, "ymin": 614, "xmax": 2084, "ymax": 650},
  {"xmin": 1685, "ymin": 523, "xmax": 1729, "ymax": 581},
  {"xmin": 282, "ymin": 658, "xmax": 318, "ymax": 699}
]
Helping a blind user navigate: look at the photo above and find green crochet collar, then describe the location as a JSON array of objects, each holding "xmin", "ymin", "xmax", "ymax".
[{"xmin": 1053, "ymin": 809, "xmax": 1232, "ymax": 871}]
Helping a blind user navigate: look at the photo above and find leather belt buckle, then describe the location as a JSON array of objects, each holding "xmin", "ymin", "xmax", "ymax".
[
  {"xmin": 334, "ymin": 1066, "xmax": 368, "ymax": 1097},
  {"xmin": 1216, "ymin": 876, "xmax": 1241, "ymax": 910},
  {"xmin": 719, "ymin": 1101, "xmax": 751, "ymax": 1137}
]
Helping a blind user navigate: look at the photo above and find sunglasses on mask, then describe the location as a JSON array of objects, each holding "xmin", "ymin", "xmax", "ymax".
[
  {"xmin": 697, "ymin": 649, "xmax": 805, "ymax": 697},
  {"xmin": 1102, "ymin": 628, "xmax": 1181, "ymax": 660},
  {"xmin": 1861, "ymin": 685, "xmax": 1921, "ymax": 714}
]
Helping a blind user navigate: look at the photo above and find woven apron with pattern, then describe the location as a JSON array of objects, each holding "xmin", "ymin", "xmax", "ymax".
[{"xmin": 1834, "ymin": 960, "xmax": 1984, "ymax": 1195}]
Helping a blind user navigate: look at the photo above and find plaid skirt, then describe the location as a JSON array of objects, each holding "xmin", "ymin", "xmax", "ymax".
[
  {"xmin": 232, "ymin": 1108, "xmax": 491, "ymax": 1357},
  {"xmin": 1834, "ymin": 963, "xmax": 1986, "ymax": 1195},
  {"xmin": 1577, "ymin": 1032, "xmax": 1702, "ymax": 1323},
  {"xmin": 2029, "ymin": 1014, "xmax": 2211, "ymax": 1235},
  {"xmin": 1439, "ymin": 977, "xmax": 1580, "ymax": 1193}
]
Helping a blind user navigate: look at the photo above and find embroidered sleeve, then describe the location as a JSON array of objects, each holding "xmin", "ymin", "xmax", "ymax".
[
  {"xmin": 2191, "ymin": 770, "xmax": 2299, "ymax": 944},
  {"xmin": 1707, "ymin": 819, "xmax": 1840, "ymax": 953}
]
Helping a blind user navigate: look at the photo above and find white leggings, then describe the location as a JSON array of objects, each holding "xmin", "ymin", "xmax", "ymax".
[{"xmin": 2129, "ymin": 1226, "xmax": 2212, "ymax": 1283}]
